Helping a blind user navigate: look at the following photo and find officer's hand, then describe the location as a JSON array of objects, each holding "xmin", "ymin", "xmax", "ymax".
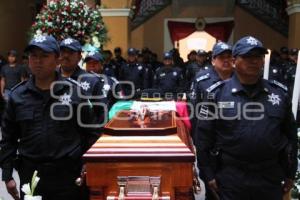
[
  {"xmin": 6, "ymin": 179, "xmax": 20, "ymax": 200},
  {"xmin": 283, "ymin": 178, "xmax": 294, "ymax": 193},
  {"xmin": 208, "ymin": 179, "xmax": 219, "ymax": 192}
]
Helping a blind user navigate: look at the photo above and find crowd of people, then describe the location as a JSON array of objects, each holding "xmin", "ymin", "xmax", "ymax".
[{"xmin": 0, "ymin": 35, "xmax": 299, "ymax": 200}]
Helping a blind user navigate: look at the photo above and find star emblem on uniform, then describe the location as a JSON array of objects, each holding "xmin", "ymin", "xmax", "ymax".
[
  {"xmin": 173, "ymin": 71, "xmax": 177, "ymax": 76},
  {"xmin": 103, "ymin": 84, "xmax": 111, "ymax": 91},
  {"xmin": 138, "ymin": 66, "xmax": 143, "ymax": 70},
  {"xmin": 80, "ymin": 81, "xmax": 91, "ymax": 91},
  {"xmin": 34, "ymin": 35, "xmax": 47, "ymax": 43},
  {"xmin": 246, "ymin": 37, "xmax": 258, "ymax": 46},
  {"xmin": 59, "ymin": 93, "xmax": 72, "ymax": 105},
  {"xmin": 190, "ymin": 90, "xmax": 196, "ymax": 99},
  {"xmin": 220, "ymin": 43, "xmax": 229, "ymax": 49},
  {"xmin": 267, "ymin": 93, "xmax": 281, "ymax": 106},
  {"xmin": 63, "ymin": 38, "xmax": 73, "ymax": 45}
]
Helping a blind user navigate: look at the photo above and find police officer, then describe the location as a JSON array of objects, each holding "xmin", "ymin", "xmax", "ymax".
[
  {"xmin": 137, "ymin": 51, "xmax": 154, "ymax": 89},
  {"xmin": 186, "ymin": 49, "xmax": 211, "ymax": 90},
  {"xmin": 84, "ymin": 51, "xmax": 123, "ymax": 109},
  {"xmin": 269, "ymin": 50, "xmax": 285, "ymax": 84},
  {"xmin": 189, "ymin": 42, "xmax": 233, "ymax": 200},
  {"xmin": 59, "ymin": 37, "xmax": 107, "ymax": 130},
  {"xmin": 153, "ymin": 52, "xmax": 185, "ymax": 100},
  {"xmin": 196, "ymin": 36, "xmax": 298, "ymax": 200},
  {"xmin": 119, "ymin": 48, "xmax": 150, "ymax": 98},
  {"xmin": 0, "ymin": 35, "xmax": 101, "ymax": 200},
  {"xmin": 190, "ymin": 42, "xmax": 233, "ymax": 108},
  {"xmin": 102, "ymin": 50, "xmax": 118, "ymax": 79},
  {"xmin": 285, "ymin": 48, "xmax": 298, "ymax": 95}
]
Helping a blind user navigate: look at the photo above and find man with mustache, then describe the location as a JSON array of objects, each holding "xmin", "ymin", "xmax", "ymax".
[
  {"xmin": 196, "ymin": 36, "xmax": 297, "ymax": 200},
  {"xmin": 59, "ymin": 37, "xmax": 107, "ymax": 124}
]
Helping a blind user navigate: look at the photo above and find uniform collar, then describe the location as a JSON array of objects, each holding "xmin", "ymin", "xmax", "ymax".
[
  {"xmin": 71, "ymin": 66, "xmax": 85, "ymax": 80},
  {"xmin": 209, "ymin": 68, "xmax": 221, "ymax": 82},
  {"xmin": 230, "ymin": 73, "xmax": 270, "ymax": 95},
  {"xmin": 26, "ymin": 72, "xmax": 67, "ymax": 94}
]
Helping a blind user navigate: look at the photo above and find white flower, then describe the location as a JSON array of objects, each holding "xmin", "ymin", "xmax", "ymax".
[
  {"xmin": 32, "ymin": 176, "xmax": 40, "ymax": 192},
  {"xmin": 21, "ymin": 183, "xmax": 31, "ymax": 195},
  {"xmin": 64, "ymin": 0, "xmax": 69, "ymax": 6},
  {"xmin": 35, "ymin": 29, "xmax": 42, "ymax": 36},
  {"xmin": 94, "ymin": 42, "xmax": 100, "ymax": 48}
]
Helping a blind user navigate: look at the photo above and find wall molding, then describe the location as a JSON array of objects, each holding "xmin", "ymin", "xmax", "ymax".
[
  {"xmin": 99, "ymin": 8, "xmax": 131, "ymax": 17},
  {"xmin": 286, "ymin": 4, "xmax": 300, "ymax": 15}
]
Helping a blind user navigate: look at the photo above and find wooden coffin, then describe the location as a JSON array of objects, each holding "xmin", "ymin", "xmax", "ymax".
[{"xmin": 83, "ymin": 110, "xmax": 195, "ymax": 200}]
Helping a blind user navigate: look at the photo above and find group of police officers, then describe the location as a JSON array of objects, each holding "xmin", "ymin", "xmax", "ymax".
[{"xmin": 0, "ymin": 34, "xmax": 298, "ymax": 200}]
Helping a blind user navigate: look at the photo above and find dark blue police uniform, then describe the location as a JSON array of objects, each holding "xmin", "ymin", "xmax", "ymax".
[
  {"xmin": 119, "ymin": 48, "xmax": 150, "ymax": 98},
  {"xmin": 190, "ymin": 42, "xmax": 232, "ymax": 200},
  {"xmin": 196, "ymin": 37, "xmax": 298, "ymax": 200},
  {"xmin": 153, "ymin": 52, "xmax": 185, "ymax": 100},
  {"xmin": 0, "ymin": 36, "xmax": 101, "ymax": 200}
]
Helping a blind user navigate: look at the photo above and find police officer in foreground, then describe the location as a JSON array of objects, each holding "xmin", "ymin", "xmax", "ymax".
[
  {"xmin": 119, "ymin": 48, "xmax": 150, "ymax": 98},
  {"xmin": 189, "ymin": 42, "xmax": 233, "ymax": 200},
  {"xmin": 153, "ymin": 52, "xmax": 185, "ymax": 100},
  {"xmin": 196, "ymin": 36, "xmax": 298, "ymax": 200},
  {"xmin": 59, "ymin": 38, "xmax": 107, "ymax": 122},
  {"xmin": 84, "ymin": 51, "xmax": 123, "ymax": 109},
  {"xmin": 0, "ymin": 35, "xmax": 101, "ymax": 200}
]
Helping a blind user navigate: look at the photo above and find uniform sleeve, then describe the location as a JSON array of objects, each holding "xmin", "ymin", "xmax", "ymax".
[
  {"xmin": 0, "ymin": 96, "xmax": 19, "ymax": 181},
  {"xmin": 194, "ymin": 95, "xmax": 218, "ymax": 182},
  {"xmin": 281, "ymin": 95, "xmax": 298, "ymax": 180},
  {"xmin": 0, "ymin": 65, "xmax": 6, "ymax": 78}
]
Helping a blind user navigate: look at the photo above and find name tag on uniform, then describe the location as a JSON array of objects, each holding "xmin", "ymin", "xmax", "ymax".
[
  {"xmin": 218, "ymin": 101, "xmax": 235, "ymax": 108},
  {"xmin": 160, "ymin": 73, "xmax": 166, "ymax": 77}
]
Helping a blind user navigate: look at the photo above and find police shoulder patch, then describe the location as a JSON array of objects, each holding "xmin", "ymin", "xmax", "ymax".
[
  {"xmin": 206, "ymin": 80, "xmax": 224, "ymax": 93},
  {"xmin": 270, "ymin": 80, "xmax": 288, "ymax": 92},
  {"xmin": 11, "ymin": 80, "xmax": 27, "ymax": 91},
  {"xmin": 196, "ymin": 73, "xmax": 210, "ymax": 82}
]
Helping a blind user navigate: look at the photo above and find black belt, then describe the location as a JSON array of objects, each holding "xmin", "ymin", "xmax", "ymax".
[{"xmin": 221, "ymin": 153, "xmax": 278, "ymax": 171}]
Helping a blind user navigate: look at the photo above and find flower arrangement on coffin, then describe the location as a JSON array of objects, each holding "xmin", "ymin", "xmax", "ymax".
[
  {"xmin": 21, "ymin": 170, "xmax": 42, "ymax": 200},
  {"xmin": 29, "ymin": 0, "xmax": 108, "ymax": 49}
]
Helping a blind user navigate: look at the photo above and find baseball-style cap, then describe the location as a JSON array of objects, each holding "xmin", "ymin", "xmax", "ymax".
[
  {"xmin": 25, "ymin": 35, "xmax": 60, "ymax": 54},
  {"xmin": 128, "ymin": 48, "xmax": 137, "ymax": 55},
  {"xmin": 197, "ymin": 49, "xmax": 207, "ymax": 56},
  {"xmin": 163, "ymin": 51, "xmax": 173, "ymax": 59},
  {"xmin": 212, "ymin": 42, "xmax": 232, "ymax": 58},
  {"xmin": 289, "ymin": 48, "xmax": 299, "ymax": 56},
  {"xmin": 84, "ymin": 51, "xmax": 104, "ymax": 62},
  {"xmin": 60, "ymin": 37, "xmax": 82, "ymax": 52},
  {"xmin": 7, "ymin": 50, "xmax": 18, "ymax": 57},
  {"xmin": 232, "ymin": 36, "xmax": 267, "ymax": 57}
]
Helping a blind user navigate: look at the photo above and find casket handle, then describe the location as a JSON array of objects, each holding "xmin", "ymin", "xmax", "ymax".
[
  {"xmin": 150, "ymin": 176, "xmax": 160, "ymax": 200},
  {"xmin": 117, "ymin": 176, "xmax": 127, "ymax": 200}
]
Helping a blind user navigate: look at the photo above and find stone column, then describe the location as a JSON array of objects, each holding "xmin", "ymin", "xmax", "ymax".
[
  {"xmin": 100, "ymin": 0, "xmax": 132, "ymax": 53},
  {"xmin": 287, "ymin": 0, "xmax": 300, "ymax": 48}
]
